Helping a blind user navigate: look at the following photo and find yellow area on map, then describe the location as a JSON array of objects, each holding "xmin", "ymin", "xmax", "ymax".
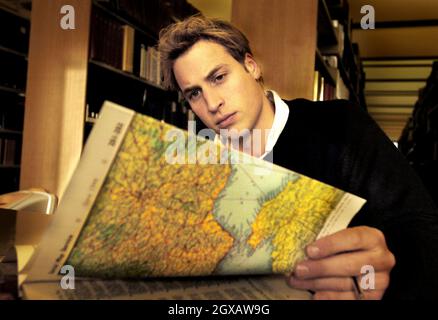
[
  {"xmin": 247, "ymin": 177, "xmax": 343, "ymax": 273},
  {"xmin": 67, "ymin": 115, "xmax": 234, "ymax": 277}
]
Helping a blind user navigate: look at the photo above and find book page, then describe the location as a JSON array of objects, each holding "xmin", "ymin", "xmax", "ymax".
[{"xmin": 23, "ymin": 275, "xmax": 311, "ymax": 300}]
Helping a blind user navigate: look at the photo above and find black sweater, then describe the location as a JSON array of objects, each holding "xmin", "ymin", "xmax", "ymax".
[{"xmin": 270, "ymin": 98, "xmax": 438, "ymax": 300}]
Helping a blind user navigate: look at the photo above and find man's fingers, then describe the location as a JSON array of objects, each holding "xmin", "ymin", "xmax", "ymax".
[
  {"xmin": 288, "ymin": 272, "xmax": 390, "ymax": 292},
  {"xmin": 293, "ymin": 249, "xmax": 395, "ymax": 279},
  {"xmin": 306, "ymin": 226, "xmax": 387, "ymax": 259}
]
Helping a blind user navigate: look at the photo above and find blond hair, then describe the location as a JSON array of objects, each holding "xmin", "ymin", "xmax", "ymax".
[{"xmin": 158, "ymin": 15, "xmax": 259, "ymax": 91}]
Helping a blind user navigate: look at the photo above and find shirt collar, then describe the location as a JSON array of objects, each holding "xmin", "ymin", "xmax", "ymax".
[
  {"xmin": 262, "ymin": 90, "xmax": 289, "ymax": 158},
  {"xmin": 214, "ymin": 90, "xmax": 290, "ymax": 159}
]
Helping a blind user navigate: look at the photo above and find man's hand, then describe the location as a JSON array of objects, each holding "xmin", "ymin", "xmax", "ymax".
[{"xmin": 287, "ymin": 226, "xmax": 396, "ymax": 300}]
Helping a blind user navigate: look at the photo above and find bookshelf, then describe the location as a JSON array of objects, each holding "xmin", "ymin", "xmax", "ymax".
[
  {"xmin": 317, "ymin": 0, "xmax": 338, "ymax": 47},
  {"xmin": 21, "ymin": 0, "xmax": 199, "ymax": 198},
  {"xmin": 318, "ymin": 0, "xmax": 366, "ymax": 107},
  {"xmin": 232, "ymin": 0, "xmax": 366, "ymax": 107},
  {"xmin": 0, "ymin": 7, "xmax": 29, "ymax": 194},
  {"xmin": 89, "ymin": 59, "xmax": 166, "ymax": 91},
  {"xmin": 315, "ymin": 48, "xmax": 337, "ymax": 87},
  {"xmin": 84, "ymin": 0, "xmax": 198, "ymax": 143}
]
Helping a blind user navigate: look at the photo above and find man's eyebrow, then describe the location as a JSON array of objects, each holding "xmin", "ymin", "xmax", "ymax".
[
  {"xmin": 205, "ymin": 64, "xmax": 228, "ymax": 82},
  {"xmin": 182, "ymin": 64, "xmax": 228, "ymax": 97},
  {"xmin": 182, "ymin": 85, "xmax": 200, "ymax": 97}
]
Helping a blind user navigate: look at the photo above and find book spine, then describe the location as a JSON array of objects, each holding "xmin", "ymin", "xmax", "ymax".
[
  {"xmin": 319, "ymin": 76, "xmax": 325, "ymax": 102},
  {"xmin": 156, "ymin": 50, "xmax": 161, "ymax": 86},
  {"xmin": 121, "ymin": 25, "xmax": 135, "ymax": 72},
  {"xmin": 312, "ymin": 70, "xmax": 319, "ymax": 102},
  {"xmin": 139, "ymin": 44, "xmax": 146, "ymax": 79},
  {"xmin": 3, "ymin": 139, "xmax": 16, "ymax": 165}
]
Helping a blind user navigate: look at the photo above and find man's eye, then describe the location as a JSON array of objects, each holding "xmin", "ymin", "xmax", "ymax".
[
  {"xmin": 214, "ymin": 74, "xmax": 226, "ymax": 83},
  {"xmin": 189, "ymin": 89, "xmax": 201, "ymax": 100}
]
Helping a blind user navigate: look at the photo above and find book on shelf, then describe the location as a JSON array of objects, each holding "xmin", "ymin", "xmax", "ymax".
[
  {"xmin": 90, "ymin": 9, "xmax": 124, "ymax": 70},
  {"xmin": 2, "ymin": 139, "xmax": 16, "ymax": 166},
  {"xmin": 319, "ymin": 54, "xmax": 350, "ymax": 100},
  {"xmin": 336, "ymin": 69, "xmax": 350, "ymax": 100},
  {"xmin": 118, "ymin": 0, "xmax": 148, "ymax": 29},
  {"xmin": 121, "ymin": 25, "xmax": 135, "ymax": 73},
  {"xmin": 90, "ymin": 7, "xmax": 166, "ymax": 87},
  {"xmin": 313, "ymin": 70, "xmax": 320, "ymax": 101},
  {"xmin": 313, "ymin": 71, "xmax": 336, "ymax": 102},
  {"xmin": 139, "ymin": 44, "xmax": 147, "ymax": 79},
  {"xmin": 15, "ymin": 101, "xmax": 366, "ymax": 299},
  {"xmin": 139, "ymin": 45, "xmax": 163, "ymax": 86}
]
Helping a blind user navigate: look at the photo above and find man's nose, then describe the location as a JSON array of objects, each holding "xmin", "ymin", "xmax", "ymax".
[{"xmin": 203, "ymin": 89, "xmax": 224, "ymax": 112}]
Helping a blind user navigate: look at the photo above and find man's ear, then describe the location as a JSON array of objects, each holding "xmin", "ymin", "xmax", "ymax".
[{"xmin": 244, "ymin": 53, "xmax": 261, "ymax": 80}]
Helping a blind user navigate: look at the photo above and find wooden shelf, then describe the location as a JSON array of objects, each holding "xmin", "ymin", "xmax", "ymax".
[
  {"xmin": 0, "ymin": 85, "xmax": 25, "ymax": 96},
  {"xmin": 0, "ymin": 45, "xmax": 27, "ymax": 59},
  {"xmin": 0, "ymin": 128, "xmax": 22, "ymax": 136},
  {"xmin": 89, "ymin": 59, "xmax": 168, "ymax": 92},
  {"xmin": 0, "ymin": 165, "xmax": 20, "ymax": 170}
]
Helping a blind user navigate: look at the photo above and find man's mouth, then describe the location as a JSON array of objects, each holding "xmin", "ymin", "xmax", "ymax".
[{"xmin": 216, "ymin": 112, "xmax": 237, "ymax": 129}]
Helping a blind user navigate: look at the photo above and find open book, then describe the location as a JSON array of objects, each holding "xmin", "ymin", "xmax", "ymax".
[{"xmin": 20, "ymin": 101, "xmax": 366, "ymax": 299}]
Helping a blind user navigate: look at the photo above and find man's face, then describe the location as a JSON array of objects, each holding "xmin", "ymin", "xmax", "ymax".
[{"xmin": 173, "ymin": 40, "xmax": 265, "ymax": 134}]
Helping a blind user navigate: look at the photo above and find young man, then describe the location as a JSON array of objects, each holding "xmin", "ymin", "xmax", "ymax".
[{"xmin": 158, "ymin": 16, "xmax": 438, "ymax": 300}]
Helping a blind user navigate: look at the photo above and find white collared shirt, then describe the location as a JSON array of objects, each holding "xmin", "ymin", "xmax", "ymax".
[
  {"xmin": 214, "ymin": 90, "xmax": 290, "ymax": 159},
  {"xmin": 261, "ymin": 90, "xmax": 290, "ymax": 159}
]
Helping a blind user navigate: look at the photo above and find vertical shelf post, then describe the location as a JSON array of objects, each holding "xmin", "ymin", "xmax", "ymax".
[
  {"xmin": 20, "ymin": 0, "xmax": 92, "ymax": 199},
  {"xmin": 231, "ymin": 0, "xmax": 318, "ymax": 100}
]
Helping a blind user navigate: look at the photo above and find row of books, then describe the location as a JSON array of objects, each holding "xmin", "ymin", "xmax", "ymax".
[
  {"xmin": 318, "ymin": 13, "xmax": 365, "ymax": 107},
  {"xmin": 313, "ymin": 70, "xmax": 336, "ymax": 102},
  {"xmin": 0, "ymin": 138, "xmax": 18, "ymax": 166},
  {"xmin": 322, "ymin": 55, "xmax": 350, "ymax": 100},
  {"xmin": 90, "ymin": 9, "xmax": 165, "ymax": 87},
  {"xmin": 139, "ymin": 45, "xmax": 163, "ymax": 87},
  {"xmin": 117, "ymin": 0, "xmax": 169, "ymax": 34},
  {"xmin": 312, "ymin": 70, "xmax": 349, "ymax": 102},
  {"xmin": 86, "ymin": 97, "xmax": 194, "ymax": 132},
  {"xmin": 89, "ymin": 9, "xmax": 126, "ymax": 70}
]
